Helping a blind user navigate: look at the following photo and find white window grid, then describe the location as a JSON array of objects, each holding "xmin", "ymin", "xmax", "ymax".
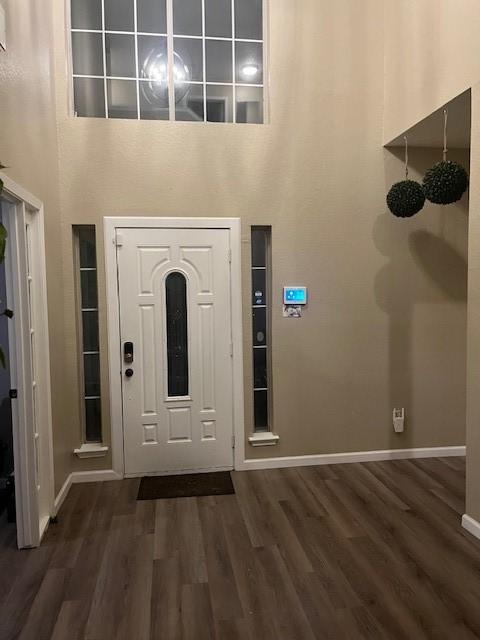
[{"xmin": 70, "ymin": 0, "xmax": 266, "ymax": 123}]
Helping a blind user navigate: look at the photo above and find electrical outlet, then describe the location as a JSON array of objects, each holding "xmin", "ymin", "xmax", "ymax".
[{"xmin": 393, "ymin": 408, "xmax": 405, "ymax": 433}]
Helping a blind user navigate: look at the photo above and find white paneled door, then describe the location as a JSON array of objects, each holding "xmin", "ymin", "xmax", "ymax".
[{"xmin": 117, "ymin": 227, "xmax": 234, "ymax": 475}]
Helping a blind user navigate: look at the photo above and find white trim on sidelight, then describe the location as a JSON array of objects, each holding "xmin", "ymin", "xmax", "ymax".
[
  {"xmin": 248, "ymin": 432, "xmax": 279, "ymax": 447},
  {"xmin": 73, "ymin": 443, "xmax": 109, "ymax": 458}
]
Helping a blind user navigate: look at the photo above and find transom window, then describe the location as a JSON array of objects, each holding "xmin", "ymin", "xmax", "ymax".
[{"xmin": 70, "ymin": 0, "xmax": 265, "ymax": 123}]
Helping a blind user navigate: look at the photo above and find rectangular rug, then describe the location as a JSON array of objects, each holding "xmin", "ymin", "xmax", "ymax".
[{"xmin": 137, "ymin": 471, "xmax": 235, "ymax": 500}]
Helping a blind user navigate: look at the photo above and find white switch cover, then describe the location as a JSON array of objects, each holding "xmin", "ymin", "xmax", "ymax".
[
  {"xmin": 0, "ymin": 5, "xmax": 6, "ymax": 51},
  {"xmin": 393, "ymin": 408, "xmax": 405, "ymax": 433}
]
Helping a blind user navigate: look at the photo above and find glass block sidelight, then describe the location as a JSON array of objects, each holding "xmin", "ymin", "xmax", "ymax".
[
  {"xmin": 74, "ymin": 226, "xmax": 102, "ymax": 443},
  {"xmin": 251, "ymin": 226, "xmax": 271, "ymax": 432}
]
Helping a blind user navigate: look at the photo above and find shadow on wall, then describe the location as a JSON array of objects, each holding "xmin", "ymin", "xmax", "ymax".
[
  {"xmin": 374, "ymin": 146, "xmax": 468, "ymax": 448},
  {"xmin": 408, "ymin": 229, "xmax": 467, "ymax": 301}
]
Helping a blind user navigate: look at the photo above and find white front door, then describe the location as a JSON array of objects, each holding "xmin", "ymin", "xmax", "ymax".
[{"xmin": 117, "ymin": 227, "xmax": 234, "ymax": 475}]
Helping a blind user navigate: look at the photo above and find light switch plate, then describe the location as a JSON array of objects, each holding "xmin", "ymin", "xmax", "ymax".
[
  {"xmin": 0, "ymin": 5, "xmax": 6, "ymax": 51},
  {"xmin": 393, "ymin": 408, "xmax": 405, "ymax": 433}
]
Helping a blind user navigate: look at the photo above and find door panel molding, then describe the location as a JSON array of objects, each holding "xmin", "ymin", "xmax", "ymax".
[{"xmin": 104, "ymin": 217, "xmax": 245, "ymax": 477}]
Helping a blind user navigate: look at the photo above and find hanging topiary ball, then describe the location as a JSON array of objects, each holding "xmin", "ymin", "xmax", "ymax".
[
  {"xmin": 423, "ymin": 160, "xmax": 469, "ymax": 205},
  {"xmin": 387, "ymin": 180, "xmax": 426, "ymax": 218}
]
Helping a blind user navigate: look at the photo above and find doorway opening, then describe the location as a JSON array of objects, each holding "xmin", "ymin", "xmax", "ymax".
[
  {"xmin": 0, "ymin": 175, "xmax": 54, "ymax": 548},
  {"xmin": 0, "ymin": 204, "xmax": 15, "ymax": 536}
]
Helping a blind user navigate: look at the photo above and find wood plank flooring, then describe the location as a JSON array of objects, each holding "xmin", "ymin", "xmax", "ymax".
[{"xmin": 1, "ymin": 457, "xmax": 480, "ymax": 639}]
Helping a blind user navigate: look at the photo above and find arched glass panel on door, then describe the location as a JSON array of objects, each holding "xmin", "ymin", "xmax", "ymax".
[{"xmin": 166, "ymin": 272, "xmax": 189, "ymax": 396}]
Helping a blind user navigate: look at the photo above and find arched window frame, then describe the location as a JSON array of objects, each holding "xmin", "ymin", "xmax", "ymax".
[{"xmin": 165, "ymin": 270, "xmax": 189, "ymax": 397}]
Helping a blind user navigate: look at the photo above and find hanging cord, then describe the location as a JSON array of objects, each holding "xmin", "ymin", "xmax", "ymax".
[
  {"xmin": 441, "ymin": 108, "xmax": 448, "ymax": 239},
  {"xmin": 443, "ymin": 108, "xmax": 448, "ymax": 161},
  {"xmin": 404, "ymin": 136, "xmax": 409, "ymax": 180}
]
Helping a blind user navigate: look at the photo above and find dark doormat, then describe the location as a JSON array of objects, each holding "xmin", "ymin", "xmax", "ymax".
[{"xmin": 137, "ymin": 471, "xmax": 235, "ymax": 500}]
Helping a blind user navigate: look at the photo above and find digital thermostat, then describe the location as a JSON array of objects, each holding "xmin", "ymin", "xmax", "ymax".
[{"xmin": 283, "ymin": 286, "xmax": 307, "ymax": 305}]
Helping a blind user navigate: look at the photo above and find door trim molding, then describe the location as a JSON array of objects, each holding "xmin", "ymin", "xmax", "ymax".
[
  {"xmin": 104, "ymin": 217, "xmax": 245, "ymax": 477},
  {"xmin": 0, "ymin": 172, "xmax": 55, "ymax": 548}
]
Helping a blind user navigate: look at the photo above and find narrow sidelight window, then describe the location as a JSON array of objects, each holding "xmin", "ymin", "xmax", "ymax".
[
  {"xmin": 251, "ymin": 226, "xmax": 271, "ymax": 431},
  {"xmin": 73, "ymin": 225, "xmax": 102, "ymax": 442},
  {"xmin": 166, "ymin": 272, "xmax": 189, "ymax": 396}
]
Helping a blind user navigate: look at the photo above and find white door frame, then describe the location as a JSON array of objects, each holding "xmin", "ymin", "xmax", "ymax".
[
  {"xmin": 104, "ymin": 217, "xmax": 245, "ymax": 477},
  {"xmin": 0, "ymin": 173, "xmax": 55, "ymax": 548}
]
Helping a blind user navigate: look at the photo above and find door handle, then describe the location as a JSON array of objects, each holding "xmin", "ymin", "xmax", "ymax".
[
  {"xmin": 125, "ymin": 368, "xmax": 134, "ymax": 378},
  {"xmin": 124, "ymin": 341, "xmax": 134, "ymax": 364}
]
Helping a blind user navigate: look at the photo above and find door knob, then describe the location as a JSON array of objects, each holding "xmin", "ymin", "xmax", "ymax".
[{"xmin": 125, "ymin": 368, "xmax": 134, "ymax": 378}]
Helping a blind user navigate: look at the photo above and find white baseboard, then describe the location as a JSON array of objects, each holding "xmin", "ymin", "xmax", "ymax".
[
  {"xmin": 39, "ymin": 515, "xmax": 50, "ymax": 541},
  {"xmin": 70, "ymin": 470, "xmax": 121, "ymax": 484},
  {"xmin": 238, "ymin": 445, "xmax": 466, "ymax": 471},
  {"xmin": 53, "ymin": 470, "xmax": 121, "ymax": 515},
  {"xmin": 53, "ymin": 474, "xmax": 72, "ymax": 515},
  {"xmin": 51, "ymin": 447, "xmax": 466, "ymax": 513},
  {"xmin": 462, "ymin": 514, "xmax": 480, "ymax": 541},
  {"xmin": 124, "ymin": 466, "xmax": 232, "ymax": 478}
]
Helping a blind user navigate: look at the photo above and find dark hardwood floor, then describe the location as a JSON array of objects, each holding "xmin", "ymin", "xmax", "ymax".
[{"xmin": 1, "ymin": 457, "xmax": 480, "ymax": 639}]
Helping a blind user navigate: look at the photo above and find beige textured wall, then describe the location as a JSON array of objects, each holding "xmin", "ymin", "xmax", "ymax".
[
  {"xmin": 48, "ymin": 0, "xmax": 468, "ymax": 476},
  {"xmin": 0, "ymin": 1, "xmax": 72, "ymax": 492},
  {"xmin": 466, "ymin": 83, "xmax": 480, "ymax": 522},
  {"xmin": 384, "ymin": 0, "xmax": 480, "ymax": 143}
]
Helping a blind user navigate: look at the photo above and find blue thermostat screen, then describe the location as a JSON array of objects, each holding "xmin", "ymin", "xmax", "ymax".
[{"xmin": 283, "ymin": 287, "xmax": 307, "ymax": 304}]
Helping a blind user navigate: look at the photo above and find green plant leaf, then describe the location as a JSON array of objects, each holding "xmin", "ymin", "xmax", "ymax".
[
  {"xmin": 0, "ymin": 223, "xmax": 7, "ymax": 264},
  {"xmin": 0, "ymin": 346, "xmax": 5, "ymax": 369}
]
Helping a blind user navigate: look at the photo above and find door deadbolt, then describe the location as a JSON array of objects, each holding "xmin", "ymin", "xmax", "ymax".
[
  {"xmin": 124, "ymin": 341, "xmax": 134, "ymax": 364},
  {"xmin": 125, "ymin": 368, "xmax": 134, "ymax": 378}
]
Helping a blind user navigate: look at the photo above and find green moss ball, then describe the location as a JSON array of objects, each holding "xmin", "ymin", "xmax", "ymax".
[
  {"xmin": 423, "ymin": 160, "xmax": 469, "ymax": 205},
  {"xmin": 387, "ymin": 180, "xmax": 426, "ymax": 218}
]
